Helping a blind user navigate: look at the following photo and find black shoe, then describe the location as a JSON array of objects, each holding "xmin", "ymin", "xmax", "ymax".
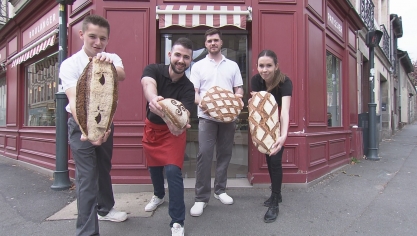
[
  {"xmin": 263, "ymin": 193, "xmax": 282, "ymax": 207},
  {"xmin": 263, "ymin": 194, "xmax": 279, "ymax": 223}
]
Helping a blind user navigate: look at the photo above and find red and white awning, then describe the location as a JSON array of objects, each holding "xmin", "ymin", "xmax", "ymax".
[
  {"xmin": 156, "ymin": 5, "xmax": 252, "ymax": 29},
  {"xmin": 10, "ymin": 29, "xmax": 58, "ymax": 68}
]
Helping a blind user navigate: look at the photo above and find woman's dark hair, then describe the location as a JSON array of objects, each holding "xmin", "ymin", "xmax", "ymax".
[{"xmin": 257, "ymin": 50, "xmax": 286, "ymax": 92}]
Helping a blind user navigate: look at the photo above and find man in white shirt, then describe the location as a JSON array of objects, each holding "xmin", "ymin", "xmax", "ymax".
[
  {"xmin": 190, "ymin": 28, "xmax": 244, "ymax": 217},
  {"xmin": 59, "ymin": 15, "xmax": 127, "ymax": 236}
]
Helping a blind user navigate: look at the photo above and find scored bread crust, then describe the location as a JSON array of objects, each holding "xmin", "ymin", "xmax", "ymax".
[
  {"xmin": 200, "ymin": 86, "xmax": 244, "ymax": 122},
  {"xmin": 248, "ymin": 91, "xmax": 280, "ymax": 154},
  {"xmin": 158, "ymin": 98, "xmax": 189, "ymax": 129},
  {"xmin": 76, "ymin": 57, "xmax": 118, "ymax": 142}
]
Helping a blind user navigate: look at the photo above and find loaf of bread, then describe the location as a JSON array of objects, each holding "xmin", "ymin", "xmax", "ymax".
[
  {"xmin": 158, "ymin": 98, "xmax": 189, "ymax": 129},
  {"xmin": 200, "ymin": 86, "xmax": 244, "ymax": 122},
  {"xmin": 248, "ymin": 91, "xmax": 280, "ymax": 154},
  {"xmin": 76, "ymin": 57, "xmax": 118, "ymax": 142}
]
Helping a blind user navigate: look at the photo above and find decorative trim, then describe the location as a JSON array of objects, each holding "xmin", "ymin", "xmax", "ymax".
[
  {"xmin": 163, "ymin": 0, "xmax": 245, "ymax": 3},
  {"xmin": 259, "ymin": 0, "xmax": 296, "ymax": 4},
  {"xmin": 348, "ymin": 26, "xmax": 357, "ymax": 52},
  {"xmin": 69, "ymin": 0, "xmax": 93, "ymax": 18},
  {"xmin": 306, "ymin": 0, "xmax": 324, "ymax": 23},
  {"xmin": 156, "ymin": 5, "xmax": 252, "ymax": 29}
]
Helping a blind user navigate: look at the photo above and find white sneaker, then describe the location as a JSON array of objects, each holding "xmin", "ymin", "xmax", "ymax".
[
  {"xmin": 171, "ymin": 223, "xmax": 184, "ymax": 236},
  {"xmin": 214, "ymin": 193, "xmax": 234, "ymax": 205},
  {"xmin": 190, "ymin": 202, "xmax": 207, "ymax": 217},
  {"xmin": 145, "ymin": 195, "xmax": 164, "ymax": 212},
  {"xmin": 97, "ymin": 208, "xmax": 127, "ymax": 222}
]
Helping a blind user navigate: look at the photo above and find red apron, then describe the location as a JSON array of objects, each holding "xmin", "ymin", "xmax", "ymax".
[{"xmin": 142, "ymin": 119, "xmax": 186, "ymax": 169}]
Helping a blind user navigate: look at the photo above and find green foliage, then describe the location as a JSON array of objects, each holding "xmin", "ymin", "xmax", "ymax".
[
  {"xmin": 350, "ymin": 157, "xmax": 360, "ymax": 164},
  {"xmin": 410, "ymin": 60, "xmax": 417, "ymax": 86}
]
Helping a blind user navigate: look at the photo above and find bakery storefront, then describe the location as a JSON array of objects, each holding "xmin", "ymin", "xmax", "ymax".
[
  {"xmin": 0, "ymin": 2, "xmax": 59, "ymax": 168},
  {"xmin": 0, "ymin": 0, "xmax": 364, "ymax": 185}
]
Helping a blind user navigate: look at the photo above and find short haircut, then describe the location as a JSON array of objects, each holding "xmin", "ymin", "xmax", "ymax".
[
  {"xmin": 82, "ymin": 15, "xmax": 111, "ymax": 36},
  {"xmin": 204, "ymin": 28, "xmax": 222, "ymax": 41},
  {"xmin": 172, "ymin": 37, "xmax": 193, "ymax": 51}
]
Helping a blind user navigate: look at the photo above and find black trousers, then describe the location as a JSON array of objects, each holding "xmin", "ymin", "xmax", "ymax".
[
  {"xmin": 266, "ymin": 147, "xmax": 284, "ymax": 195},
  {"xmin": 68, "ymin": 117, "xmax": 115, "ymax": 236}
]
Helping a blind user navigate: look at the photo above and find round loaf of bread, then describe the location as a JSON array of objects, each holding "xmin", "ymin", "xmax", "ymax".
[
  {"xmin": 76, "ymin": 57, "xmax": 118, "ymax": 142},
  {"xmin": 248, "ymin": 91, "xmax": 280, "ymax": 154},
  {"xmin": 200, "ymin": 86, "xmax": 244, "ymax": 122},
  {"xmin": 158, "ymin": 98, "xmax": 189, "ymax": 129}
]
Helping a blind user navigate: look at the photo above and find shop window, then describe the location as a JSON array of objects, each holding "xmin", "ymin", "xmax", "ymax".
[
  {"xmin": 160, "ymin": 33, "xmax": 248, "ymax": 179},
  {"xmin": 0, "ymin": 76, "xmax": 6, "ymax": 126},
  {"xmin": 326, "ymin": 52, "xmax": 342, "ymax": 127},
  {"xmin": 25, "ymin": 52, "xmax": 58, "ymax": 126}
]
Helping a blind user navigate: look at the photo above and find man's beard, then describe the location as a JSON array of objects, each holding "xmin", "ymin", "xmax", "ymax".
[
  {"xmin": 170, "ymin": 61, "xmax": 189, "ymax": 74},
  {"xmin": 209, "ymin": 47, "xmax": 221, "ymax": 55}
]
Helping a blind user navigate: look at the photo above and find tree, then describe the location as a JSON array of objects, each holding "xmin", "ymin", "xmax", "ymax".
[{"xmin": 410, "ymin": 60, "xmax": 417, "ymax": 86}]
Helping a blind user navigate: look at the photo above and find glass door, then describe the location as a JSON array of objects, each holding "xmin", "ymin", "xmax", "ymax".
[{"xmin": 160, "ymin": 32, "xmax": 249, "ymax": 178}]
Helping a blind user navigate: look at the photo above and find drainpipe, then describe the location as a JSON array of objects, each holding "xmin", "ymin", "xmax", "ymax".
[
  {"xmin": 390, "ymin": 15, "xmax": 396, "ymax": 75},
  {"xmin": 397, "ymin": 53, "xmax": 407, "ymax": 127},
  {"xmin": 51, "ymin": 0, "xmax": 75, "ymax": 191}
]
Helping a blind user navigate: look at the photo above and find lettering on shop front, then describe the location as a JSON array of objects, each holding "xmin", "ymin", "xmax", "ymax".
[
  {"xmin": 29, "ymin": 14, "xmax": 57, "ymax": 39},
  {"xmin": 327, "ymin": 8, "xmax": 343, "ymax": 37},
  {"xmin": 22, "ymin": 6, "xmax": 59, "ymax": 47}
]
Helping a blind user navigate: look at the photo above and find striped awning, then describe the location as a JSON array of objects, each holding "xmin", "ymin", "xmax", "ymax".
[
  {"xmin": 156, "ymin": 5, "xmax": 252, "ymax": 29},
  {"xmin": 10, "ymin": 29, "xmax": 58, "ymax": 68}
]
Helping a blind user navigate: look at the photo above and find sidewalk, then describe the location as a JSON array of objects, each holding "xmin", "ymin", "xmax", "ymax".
[{"xmin": 1, "ymin": 123, "xmax": 416, "ymax": 236}]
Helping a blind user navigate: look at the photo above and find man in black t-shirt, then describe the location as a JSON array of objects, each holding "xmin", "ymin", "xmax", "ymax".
[{"xmin": 140, "ymin": 37, "xmax": 194, "ymax": 236}]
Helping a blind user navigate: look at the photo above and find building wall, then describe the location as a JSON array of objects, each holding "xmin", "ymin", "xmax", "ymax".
[
  {"xmin": 399, "ymin": 68, "xmax": 417, "ymax": 124},
  {"xmin": 353, "ymin": 0, "xmax": 393, "ymax": 142},
  {"xmin": 0, "ymin": 0, "xmax": 365, "ymax": 184}
]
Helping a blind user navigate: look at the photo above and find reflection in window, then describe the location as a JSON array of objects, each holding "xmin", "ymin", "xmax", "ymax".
[
  {"xmin": 0, "ymin": 76, "xmax": 6, "ymax": 126},
  {"xmin": 25, "ymin": 52, "xmax": 59, "ymax": 126},
  {"xmin": 326, "ymin": 52, "xmax": 342, "ymax": 127}
]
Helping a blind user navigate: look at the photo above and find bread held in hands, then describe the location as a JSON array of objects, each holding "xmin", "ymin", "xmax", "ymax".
[
  {"xmin": 248, "ymin": 91, "xmax": 280, "ymax": 154},
  {"xmin": 200, "ymin": 86, "xmax": 244, "ymax": 122},
  {"xmin": 76, "ymin": 57, "xmax": 118, "ymax": 142},
  {"xmin": 158, "ymin": 98, "xmax": 189, "ymax": 129}
]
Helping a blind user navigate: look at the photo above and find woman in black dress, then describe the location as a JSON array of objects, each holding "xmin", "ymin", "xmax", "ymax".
[{"xmin": 250, "ymin": 49, "xmax": 293, "ymax": 223}]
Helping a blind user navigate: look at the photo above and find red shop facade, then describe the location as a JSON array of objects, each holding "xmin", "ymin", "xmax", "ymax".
[{"xmin": 0, "ymin": 0, "xmax": 364, "ymax": 185}]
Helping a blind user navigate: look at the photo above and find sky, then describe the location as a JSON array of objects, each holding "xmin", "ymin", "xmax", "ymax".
[{"xmin": 390, "ymin": 0, "xmax": 417, "ymax": 62}]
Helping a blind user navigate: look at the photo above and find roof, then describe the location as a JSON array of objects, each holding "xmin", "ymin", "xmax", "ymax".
[
  {"xmin": 390, "ymin": 14, "xmax": 403, "ymax": 38},
  {"xmin": 397, "ymin": 49, "xmax": 414, "ymax": 74}
]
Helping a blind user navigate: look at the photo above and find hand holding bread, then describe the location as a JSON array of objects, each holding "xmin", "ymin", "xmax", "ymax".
[
  {"xmin": 149, "ymin": 96, "xmax": 165, "ymax": 118},
  {"xmin": 158, "ymin": 98, "xmax": 190, "ymax": 136}
]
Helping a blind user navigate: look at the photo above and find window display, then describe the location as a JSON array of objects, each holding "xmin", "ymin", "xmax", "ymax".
[
  {"xmin": 25, "ymin": 52, "xmax": 58, "ymax": 126},
  {"xmin": 0, "ymin": 76, "xmax": 6, "ymax": 126},
  {"xmin": 326, "ymin": 52, "xmax": 342, "ymax": 127}
]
